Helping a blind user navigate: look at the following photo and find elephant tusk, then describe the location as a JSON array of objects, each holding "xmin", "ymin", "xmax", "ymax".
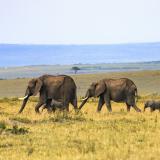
[
  {"xmin": 82, "ymin": 96, "xmax": 89, "ymax": 101},
  {"xmin": 18, "ymin": 95, "xmax": 29, "ymax": 100}
]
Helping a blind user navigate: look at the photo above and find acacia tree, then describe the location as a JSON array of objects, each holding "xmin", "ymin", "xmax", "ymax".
[{"xmin": 71, "ymin": 66, "xmax": 80, "ymax": 74}]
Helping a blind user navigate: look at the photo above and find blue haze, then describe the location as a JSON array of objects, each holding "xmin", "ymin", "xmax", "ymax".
[{"xmin": 0, "ymin": 42, "xmax": 160, "ymax": 67}]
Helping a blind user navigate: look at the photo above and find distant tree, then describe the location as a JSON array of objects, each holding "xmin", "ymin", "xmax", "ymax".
[{"xmin": 71, "ymin": 66, "xmax": 80, "ymax": 74}]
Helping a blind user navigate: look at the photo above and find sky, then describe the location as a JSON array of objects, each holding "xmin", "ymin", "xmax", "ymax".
[{"xmin": 0, "ymin": 0, "xmax": 160, "ymax": 44}]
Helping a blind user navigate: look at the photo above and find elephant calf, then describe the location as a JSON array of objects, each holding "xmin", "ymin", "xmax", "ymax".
[
  {"xmin": 144, "ymin": 100, "xmax": 160, "ymax": 112},
  {"xmin": 42, "ymin": 99, "xmax": 64, "ymax": 112}
]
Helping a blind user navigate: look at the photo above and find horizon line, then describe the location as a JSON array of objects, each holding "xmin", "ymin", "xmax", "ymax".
[
  {"xmin": 1, "ymin": 60, "xmax": 160, "ymax": 68},
  {"xmin": 0, "ymin": 41, "xmax": 160, "ymax": 46}
]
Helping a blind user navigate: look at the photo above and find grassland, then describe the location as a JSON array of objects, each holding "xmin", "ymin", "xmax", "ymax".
[
  {"xmin": 0, "ymin": 70, "xmax": 160, "ymax": 160},
  {"xmin": 0, "ymin": 98, "xmax": 160, "ymax": 160}
]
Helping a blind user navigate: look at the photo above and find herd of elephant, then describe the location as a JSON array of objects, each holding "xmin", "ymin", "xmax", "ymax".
[{"xmin": 18, "ymin": 74, "xmax": 160, "ymax": 114}]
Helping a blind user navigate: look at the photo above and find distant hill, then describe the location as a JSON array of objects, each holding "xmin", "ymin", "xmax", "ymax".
[{"xmin": 1, "ymin": 61, "xmax": 160, "ymax": 79}]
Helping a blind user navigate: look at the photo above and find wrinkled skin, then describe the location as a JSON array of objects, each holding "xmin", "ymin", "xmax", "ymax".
[
  {"xmin": 79, "ymin": 78, "xmax": 141, "ymax": 112},
  {"xmin": 144, "ymin": 100, "xmax": 160, "ymax": 112},
  {"xmin": 18, "ymin": 75, "xmax": 77, "ymax": 113}
]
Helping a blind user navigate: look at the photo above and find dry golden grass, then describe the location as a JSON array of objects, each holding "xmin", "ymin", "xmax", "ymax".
[
  {"xmin": 0, "ymin": 98, "xmax": 160, "ymax": 160},
  {"xmin": 0, "ymin": 71, "xmax": 160, "ymax": 159}
]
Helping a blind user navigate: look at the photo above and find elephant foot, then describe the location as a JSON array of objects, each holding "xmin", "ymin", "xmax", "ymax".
[
  {"xmin": 48, "ymin": 108, "xmax": 55, "ymax": 114},
  {"xmin": 135, "ymin": 108, "xmax": 141, "ymax": 112},
  {"xmin": 132, "ymin": 105, "xmax": 141, "ymax": 112},
  {"xmin": 35, "ymin": 107, "xmax": 42, "ymax": 114},
  {"xmin": 96, "ymin": 110, "xmax": 101, "ymax": 113},
  {"xmin": 35, "ymin": 110, "xmax": 41, "ymax": 114},
  {"xmin": 74, "ymin": 108, "xmax": 80, "ymax": 113}
]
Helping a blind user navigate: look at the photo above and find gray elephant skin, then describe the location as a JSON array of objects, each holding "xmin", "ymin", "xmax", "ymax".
[
  {"xmin": 18, "ymin": 75, "xmax": 78, "ymax": 113},
  {"xmin": 42, "ymin": 99, "xmax": 65, "ymax": 112},
  {"xmin": 144, "ymin": 100, "xmax": 160, "ymax": 112},
  {"xmin": 79, "ymin": 78, "xmax": 141, "ymax": 112}
]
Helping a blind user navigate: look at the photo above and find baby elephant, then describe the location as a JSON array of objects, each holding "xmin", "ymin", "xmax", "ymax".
[
  {"xmin": 42, "ymin": 99, "xmax": 64, "ymax": 112},
  {"xmin": 144, "ymin": 100, "xmax": 160, "ymax": 112}
]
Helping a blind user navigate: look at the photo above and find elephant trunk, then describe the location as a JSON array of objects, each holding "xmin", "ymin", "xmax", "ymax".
[
  {"xmin": 79, "ymin": 91, "xmax": 90, "ymax": 110},
  {"xmin": 18, "ymin": 89, "xmax": 30, "ymax": 113},
  {"xmin": 18, "ymin": 96, "xmax": 29, "ymax": 113},
  {"xmin": 79, "ymin": 98, "xmax": 89, "ymax": 110}
]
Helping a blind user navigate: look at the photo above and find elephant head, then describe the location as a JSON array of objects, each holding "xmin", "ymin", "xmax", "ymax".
[
  {"xmin": 18, "ymin": 78, "xmax": 42, "ymax": 113},
  {"xmin": 79, "ymin": 80, "xmax": 105, "ymax": 110}
]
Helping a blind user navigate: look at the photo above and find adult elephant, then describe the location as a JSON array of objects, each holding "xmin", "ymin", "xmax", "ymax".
[
  {"xmin": 18, "ymin": 75, "xmax": 77, "ymax": 113},
  {"xmin": 79, "ymin": 78, "xmax": 141, "ymax": 112}
]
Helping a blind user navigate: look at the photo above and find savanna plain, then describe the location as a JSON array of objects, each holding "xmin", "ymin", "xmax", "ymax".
[{"xmin": 0, "ymin": 71, "xmax": 160, "ymax": 160}]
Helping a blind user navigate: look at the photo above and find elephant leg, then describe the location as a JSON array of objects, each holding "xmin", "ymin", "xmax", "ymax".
[
  {"xmin": 66, "ymin": 106, "xmax": 69, "ymax": 112},
  {"xmin": 35, "ymin": 93, "xmax": 47, "ymax": 113},
  {"xmin": 97, "ymin": 95, "xmax": 105, "ymax": 112},
  {"xmin": 132, "ymin": 104, "xmax": 141, "ymax": 112},
  {"xmin": 103, "ymin": 92, "xmax": 112, "ymax": 112},
  {"xmin": 41, "ymin": 105, "xmax": 47, "ymax": 112},
  {"xmin": 46, "ymin": 99, "xmax": 55, "ymax": 113},
  {"xmin": 104, "ymin": 99, "xmax": 112, "ymax": 112},
  {"xmin": 65, "ymin": 103, "xmax": 69, "ymax": 112},
  {"xmin": 47, "ymin": 104, "xmax": 55, "ymax": 113},
  {"xmin": 48, "ymin": 107, "xmax": 55, "ymax": 113},
  {"xmin": 126, "ymin": 103, "xmax": 131, "ymax": 112},
  {"xmin": 127, "ymin": 96, "xmax": 141, "ymax": 112},
  {"xmin": 62, "ymin": 101, "xmax": 69, "ymax": 112},
  {"xmin": 71, "ymin": 98, "xmax": 78, "ymax": 111},
  {"xmin": 150, "ymin": 108, "xmax": 155, "ymax": 112},
  {"xmin": 35, "ymin": 101, "xmax": 45, "ymax": 113},
  {"xmin": 106, "ymin": 101, "xmax": 112, "ymax": 112}
]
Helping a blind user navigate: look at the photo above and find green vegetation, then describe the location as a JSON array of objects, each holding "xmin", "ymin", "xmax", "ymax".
[{"xmin": 71, "ymin": 66, "xmax": 81, "ymax": 74}]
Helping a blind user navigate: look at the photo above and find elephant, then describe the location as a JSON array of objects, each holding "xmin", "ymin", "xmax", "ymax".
[
  {"xmin": 79, "ymin": 78, "xmax": 141, "ymax": 112},
  {"xmin": 144, "ymin": 100, "xmax": 160, "ymax": 112},
  {"xmin": 42, "ymin": 98, "xmax": 65, "ymax": 112},
  {"xmin": 18, "ymin": 74, "xmax": 78, "ymax": 113}
]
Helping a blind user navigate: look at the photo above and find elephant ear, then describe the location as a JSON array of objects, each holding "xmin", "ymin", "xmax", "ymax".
[
  {"xmin": 33, "ymin": 78, "xmax": 42, "ymax": 96},
  {"xmin": 95, "ymin": 80, "xmax": 106, "ymax": 97}
]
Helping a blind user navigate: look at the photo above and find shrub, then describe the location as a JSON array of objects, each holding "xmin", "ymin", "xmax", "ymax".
[{"xmin": 7, "ymin": 125, "xmax": 29, "ymax": 135}]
